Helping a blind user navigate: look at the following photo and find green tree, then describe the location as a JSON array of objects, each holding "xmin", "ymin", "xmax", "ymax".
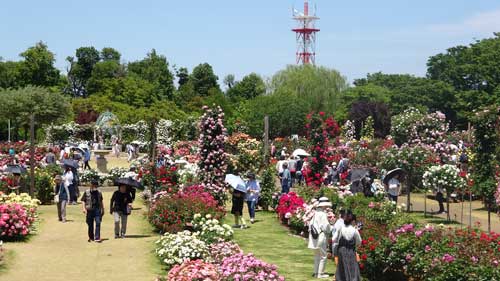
[
  {"xmin": 176, "ymin": 67, "xmax": 189, "ymax": 87},
  {"xmin": 65, "ymin": 46, "xmax": 101, "ymax": 97},
  {"xmin": 86, "ymin": 60, "xmax": 125, "ymax": 94},
  {"xmin": 101, "ymin": 47, "xmax": 121, "ymax": 62},
  {"xmin": 190, "ymin": 63, "xmax": 219, "ymax": 96},
  {"xmin": 17, "ymin": 42, "xmax": 61, "ymax": 87},
  {"xmin": 223, "ymin": 74, "xmax": 235, "ymax": 89},
  {"xmin": 235, "ymin": 92, "xmax": 309, "ymax": 138},
  {"xmin": 128, "ymin": 49, "xmax": 175, "ymax": 100},
  {"xmin": 339, "ymin": 84, "xmax": 391, "ymax": 121},
  {"xmin": 270, "ymin": 65, "xmax": 348, "ymax": 115},
  {"xmin": 0, "ymin": 59, "xmax": 20, "ymax": 89},
  {"xmin": 0, "ymin": 86, "xmax": 70, "ymax": 139},
  {"xmin": 227, "ymin": 73, "xmax": 266, "ymax": 101},
  {"xmin": 427, "ymin": 34, "xmax": 500, "ymax": 127},
  {"xmin": 355, "ymin": 72, "xmax": 457, "ymax": 126}
]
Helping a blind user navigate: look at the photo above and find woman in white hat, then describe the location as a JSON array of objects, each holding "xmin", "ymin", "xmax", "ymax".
[{"xmin": 308, "ymin": 197, "xmax": 332, "ymax": 279}]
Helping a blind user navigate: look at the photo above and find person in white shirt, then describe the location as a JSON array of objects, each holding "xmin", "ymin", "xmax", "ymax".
[
  {"xmin": 331, "ymin": 209, "xmax": 346, "ymax": 264},
  {"xmin": 387, "ymin": 174, "xmax": 401, "ymax": 202},
  {"xmin": 308, "ymin": 197, "xmax": 332, "ymax": 279},
  {"xmin": 62, "ymin": 165, "xmax": 75, "ymax": 204},
  {"xmin": 332, "ymin": 212, "xmax": 362, "ymax": 281},
  {"xmin": 276, "ymin": 156, "xmax": 286, "ymax": 177}
]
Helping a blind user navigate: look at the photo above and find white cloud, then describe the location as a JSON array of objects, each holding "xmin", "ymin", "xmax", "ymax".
[{"xmin": 428, "ymin": 9, "xmax": 500, "ymax": 35}]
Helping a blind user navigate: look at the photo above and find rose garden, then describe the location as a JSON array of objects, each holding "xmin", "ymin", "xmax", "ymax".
[{"xmin": 1, "ymin": 30, "xmax": 500, "ymax": 281}]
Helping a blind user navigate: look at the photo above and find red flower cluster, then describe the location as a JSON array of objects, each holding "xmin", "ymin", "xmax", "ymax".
[
  {"xmin": 305, "ymin": 112, "xmax": 340, "ymax": 187},
  {"xmin": 275, "ymin": 192, "xmax": 305, "ymax": 221},
  {"xmin": 148, "ymin": 185, "xmax": 225, "ymax": 233}
]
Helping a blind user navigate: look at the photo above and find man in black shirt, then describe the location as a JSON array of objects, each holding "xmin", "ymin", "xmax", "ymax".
[
  {"xmin": 110, "ymin": 185, "xmax": 133, "ymax": 238},
  {"xmin": 81, "ymin": 180, "xmax": 104, "ymax": 242}
]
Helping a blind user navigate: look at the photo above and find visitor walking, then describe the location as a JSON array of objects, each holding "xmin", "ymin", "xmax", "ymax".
[
  {"xmin": 281, "ymin": 162, "xmax": 292, "ymax": 194},
  {"xmin": 332, "ymin": 209, "xmax": 346, "ymax": 265},
  {"xmin": 231, "ymin": 188, "xmax": 247, "ymax": 229},
  {"xmin": 288, "ymin": 156, "xmax": 297, "ymax": 187},
  {"xmin": 127, "ymin": 144, "xmax": 135, "ymax": 162},
  {"xmin": 110, "ymin": 184, "xmax": 133, "ymax": 238},
  {"xmin": 44, "ymin": 149, "xmax": 56, "ymax": 165},
  {"xmin": 62, "ymin": 165, "xmax": 76, "ymax": 204},
  {"xmin": 387, "ymin": 174, "xmax": 401, "ymax": 203},
  {"xmin": 54, "ymin": 175, "xmax": 69, "ymax": 222},
  {"xmin": 435, "ymin": 186, "xmax": 447, "ymax": 214},
  {"xmin": 308, "ymin": 197, "xmax": 332, "ymax": 279},
  {"xmin": 296, "ymin": 156, "xmax": 304, "ymax": 185},
  {"xmin": 333, "ymin": 212, "xmax": 362, "ymax": 281},
  {"xmin": 245, "ymin": 173, "xmax": 260, "ymax": 224},
  {"xmin": 83, "ymin": 148, "xmax": 91, "ymax": 170},
  {"xmin": 81, "ymin": 180, "xmax": 104, "ymax": 243}
]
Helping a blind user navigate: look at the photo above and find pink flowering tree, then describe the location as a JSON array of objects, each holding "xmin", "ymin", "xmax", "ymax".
[{"xmin": 197, "ymin": 105, "xmax": 228, "ymax": 204}]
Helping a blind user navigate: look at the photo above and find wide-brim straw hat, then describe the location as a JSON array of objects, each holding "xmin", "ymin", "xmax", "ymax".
[{"xmin": 317, "ymin": 197, "xmax": 332, "ymax": 208}]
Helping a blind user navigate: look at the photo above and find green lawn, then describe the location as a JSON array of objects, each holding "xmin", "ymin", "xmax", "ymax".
[{"xmin": 225, "ymin": 210, "xmax": 336, "ymax": 281}]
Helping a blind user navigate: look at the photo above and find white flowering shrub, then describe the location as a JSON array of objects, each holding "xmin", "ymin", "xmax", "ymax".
[
  {"xmin": 156, "ymin": 119, "xmax": 173, "ymax": 145},
  {"xmin": 155, "ymin": 230, "xmax": 209, "ymax": 269},
  {"xmin": 122, "ymin": 120, "xmax": 149, "ymax": 144},
  {"xmin": 341, "ymin": 120, "xmax": 356, "ymax": 142},
  {"xmin": 422, "ymin": 164, "xmax": 466, "ymax": 193},
  {"xmin": 191, "ymin": 213, "xmax": 233, "ymax": 244}
]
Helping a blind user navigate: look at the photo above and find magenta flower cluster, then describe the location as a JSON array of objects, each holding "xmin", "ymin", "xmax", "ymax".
[{"xmin": 0, "ymin": 203, "xmax": 33, "ymax": 238}]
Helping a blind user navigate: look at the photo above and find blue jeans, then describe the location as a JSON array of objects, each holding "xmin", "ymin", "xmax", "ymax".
[
  {"xmin": 281, "ymin": 183, "xmax": 290, "ymax": 194},
  {"xmin": 86, "ymin": 209, "xmax": 102, "ymax": 240},
  {"xmin": 246, "ymin": 200, "xmax": 256, "ymax": 219}
]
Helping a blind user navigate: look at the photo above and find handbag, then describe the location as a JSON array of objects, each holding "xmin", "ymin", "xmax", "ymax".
[
  {"xmin": 126, "ymin": 205, "xmax": 132, "ymax": 215},
  {"xmin": 310, "ymin": 224, "xmax": 320, "ymax": 239},
  {"xmin": 54, "ymin": 194, "xmax": 59, "ymax": 203}
]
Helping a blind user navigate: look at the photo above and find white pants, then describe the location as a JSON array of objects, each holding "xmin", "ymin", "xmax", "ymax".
[
  {"xmin": 313, "ymin": 244, "xmax": 328, "ymax": 275},
  {"xmin": 113, "ymin": 212, "xmax": 128, "ymax": 236}
]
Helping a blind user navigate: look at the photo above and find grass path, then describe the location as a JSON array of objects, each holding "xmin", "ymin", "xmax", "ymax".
[
  {"xmin": 1, "ymin": 188, "xmax": 161, "ymax": 281},
  {"xmin": 226, "ymin": 209, "xmax": 335, "ymax": 281}
]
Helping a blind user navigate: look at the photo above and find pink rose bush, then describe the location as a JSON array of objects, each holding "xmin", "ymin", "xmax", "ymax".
[
  {"xmin": 208, "ymin": 241, "xmax": 243, "ymax": 263},
  {"xmin": 219, "ymin": 253, "xmax": 285, "ymax": 281},
  {"xmin": 167, "ymin": 260, "xmax": 221, "ymax": 281},
  {"xmin": 0, "ymin": 203, "xmax": 33, "ymax": 239},
  {"xmin": 197, "ymin": 105, "xmax": 228, "ymax": 203}
]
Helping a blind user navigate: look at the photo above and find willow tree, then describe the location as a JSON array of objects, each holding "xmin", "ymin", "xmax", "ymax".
[{"xmin": 269, "ymin": 65, "xmax": 348, "ymax": 116}]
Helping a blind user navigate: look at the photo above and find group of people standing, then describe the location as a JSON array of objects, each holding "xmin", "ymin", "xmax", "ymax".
[
  {"xmin": 308, "ymin": 197, "xmax": 362, "ymax": 280},
  {"xmin": 53, "ymin": 165, "xmax": 135, "ymax": 242}
]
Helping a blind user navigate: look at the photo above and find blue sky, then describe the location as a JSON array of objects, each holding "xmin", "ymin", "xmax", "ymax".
[{"xmin": 1, "ymin": 0, "xmax": 499, "ymax": 83}]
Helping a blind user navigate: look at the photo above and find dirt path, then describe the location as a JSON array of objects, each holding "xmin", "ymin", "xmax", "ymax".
[
  {"xmin": 408, "ymin": 193, "xmax": 500, "ymax": 232},
  {"xmin": 1, "ymin": 188, "xmax": 161, "ymax": 281}
]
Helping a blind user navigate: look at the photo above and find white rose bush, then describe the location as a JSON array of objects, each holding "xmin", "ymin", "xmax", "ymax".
[{"xmin": 422, "ymin": 164, "xmax": 466, "ymax": 193}]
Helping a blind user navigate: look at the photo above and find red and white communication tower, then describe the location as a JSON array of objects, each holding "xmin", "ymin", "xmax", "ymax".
[{"xmin": 292, "ymin": 0, "xmax": 320, "ymax": 65}]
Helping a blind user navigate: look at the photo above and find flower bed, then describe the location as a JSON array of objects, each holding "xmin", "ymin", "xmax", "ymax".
[
  {"xmin": 219, "ymin": 253, "xmax": 285, "ymax": 281},
  {"xmin": 359, "ymin": 224, "xmax": 500, "ymax": 280},
  {"xmin": 148, "ymin": 185, "xmax": 225, "ymax": 233}
]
